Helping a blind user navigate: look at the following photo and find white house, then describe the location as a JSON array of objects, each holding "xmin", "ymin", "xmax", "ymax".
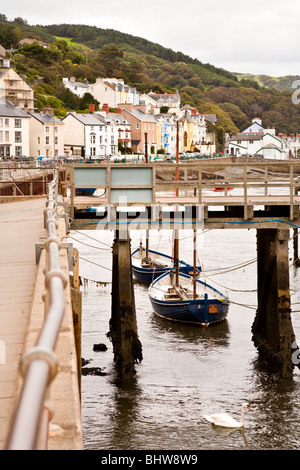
[
  {"xmin": 29, "ymin": 108, "xmax": 64, "ymax": 158},
  {"xmin": 242, "ymin": 117, "xmax": 265, "ymax": 134},
  {"xmin": 102, "ymin": 109, "xmax": 131, "ymax": 151},
  {"xmin": 62, "ymin": 77, "xmax": 90, "ymax": 98},
  {"xmin": 189, "ymin": 110, "xmax": 216, "ymax": 154},
  {"xmin": 229, "ymin": 131, "xmax": 288, "ymax": 159},
  {"xmin": 62, "ymin": 111, "xmax": 118, "ymax": 158},
  {"xmin": 147, "ymin": 90, "xmax": 181, "ymax": 112},
  {"xmin": 0, "ymin": 102, "xmax": 30, "ymax": 158},
  {"xmin": 64, "ymin": 77, "xmax": 140, "ymax": 109},
  {"xmin": 139, "ymin": 93, "xmax": 161, "ymax": 114},
  {"xmin": 229, "ymin": 118, "xmax": 289, "ymax": 159},
  {"xmin": 278, "ymin": 133, "xmax": 300, "ymax": 158}
]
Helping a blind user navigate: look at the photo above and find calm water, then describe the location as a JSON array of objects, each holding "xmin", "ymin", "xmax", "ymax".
[{"xmin": 70, "ymin": 227, "xmax": 300, "ymax": 450}]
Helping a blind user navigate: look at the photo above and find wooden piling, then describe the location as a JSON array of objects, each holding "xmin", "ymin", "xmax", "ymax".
[
  {"xmin": 252, "ymin": 229, "xmax": 296, "ymax": 377},
  {"xmin": 109, "ymin": 231, "xmax": 142, "ymax": 378},
  {"xmin": 71, "ymin": 248, "xmax": 82, "ymax": 394}
]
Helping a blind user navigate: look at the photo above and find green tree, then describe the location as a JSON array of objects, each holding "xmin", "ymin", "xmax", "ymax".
[
  {"xmin": 79, "ymin": 92, "xmax": 99, "ymax": 111},
  {"xmin": 98, "ymin": 44, "xmax": 123, "ymax": 75},
  {"xmin": 0, "ymin": 23, "xmax": 22, "ymax": 48}
]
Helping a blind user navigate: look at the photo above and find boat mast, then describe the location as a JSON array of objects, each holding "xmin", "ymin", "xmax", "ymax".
[
  {"xmin": 174, "ymin": 119, "xmax": 180, "ymax": 287},
  {"xmin": 146, "ymin": 229, "xmax": 149, "ymax": 259},
  {"xmin": 193, "ymin": 229, "xmax": 197, "ymax": 299},
  {"xmin": 174, "ymin": 232, "xmax": 179, "ymax": 286}
]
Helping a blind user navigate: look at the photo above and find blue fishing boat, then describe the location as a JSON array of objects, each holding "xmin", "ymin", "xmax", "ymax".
[
  {"xmin": 131, "ymin": 245, "xmax": 200, "ymax": 283},
  {"xmin": 76, "ymin": 188, "xmax": 96, "ymax": 196},
  {"xmin": 148, "ymin": 270, "xmax": 229, "ymax": 327}
]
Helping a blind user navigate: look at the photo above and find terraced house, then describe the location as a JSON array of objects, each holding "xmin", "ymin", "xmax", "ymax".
[
  {"xmin": 62, "ymin": 109, "xmax": 118, "ymax": 159},
  {"xmin": 29, "ymin": 107, "xmax": 64, "ymax": 158},
  {"xmin": 0, "ymin": 102, "xmax": 30, "ymax": 159},
  {"xmin": 120, "ymin": 105, "xmax": 157, "ymax": 154}
]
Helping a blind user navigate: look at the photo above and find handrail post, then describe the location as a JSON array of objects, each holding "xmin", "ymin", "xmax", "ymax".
[
  {"xmin": 243, "ymin": 165, "xmax": 248, "ymax": 220},
  {"xmin": 290, "ymin": 164, "xmax": 294, "ymax": 220}
]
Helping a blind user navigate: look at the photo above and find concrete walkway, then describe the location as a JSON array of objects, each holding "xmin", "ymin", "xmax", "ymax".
[
  {"xmin": 0, "ymin": 198, "xmax": 47, "ymax": 448},
  {"xmin": 0, "ymin": 198, "xmax": 83, "ymax": 449}
]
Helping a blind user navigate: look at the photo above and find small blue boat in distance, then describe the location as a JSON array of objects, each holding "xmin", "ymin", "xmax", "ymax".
[
  {"xmin": 131, "ymin": 245, "xmax": 200, "ymax": 284},
  {"xmin": 76, "ymin": 188, "xmax": 96, "ymax": 196},
  {"xmin": 148, "ymin": 270, "xmax": 229, "ymax": 327}
]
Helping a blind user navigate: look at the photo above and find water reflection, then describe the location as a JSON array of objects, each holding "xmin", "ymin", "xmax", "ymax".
[{"xmin": 76, "ymin": 228, "xmax": 300, "ymax": 450}]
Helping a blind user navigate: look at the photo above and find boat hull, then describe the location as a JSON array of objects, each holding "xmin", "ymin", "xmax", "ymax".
[
  {"xmin": 131, "ymin": 248, "xmax": 200, "ymax": 283},
  {"xmin": 148, "ymin": 272, "xmax": 229, "ymax": 327}
]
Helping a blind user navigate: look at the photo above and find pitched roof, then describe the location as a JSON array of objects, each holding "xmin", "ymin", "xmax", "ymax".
[
  {"xmin": 63, "ymin": 112, "xmax": 106, "ymax": 126},
  {"xmin": 0, "ymin": 101, "xmax": 30, "ymax": 118},
  {"xmin": 126, "ymin": 108, "xmax": 157, "ymax": 122},
  {"xmin": 148, "ymin": 92, "xmax": 179, "ymax": 103},
  {"xmin": 230, "ymin": 133, "xmax": 262, "ymax": 141},
  {"xmin": 29, "ymin": 112, "xmax": 62, "ymax": 125}
]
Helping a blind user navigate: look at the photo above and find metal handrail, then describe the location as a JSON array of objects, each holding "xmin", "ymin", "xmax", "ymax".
[{"xmin": 5, "ymin": 171, "xmax": 68, "ymax": 450}]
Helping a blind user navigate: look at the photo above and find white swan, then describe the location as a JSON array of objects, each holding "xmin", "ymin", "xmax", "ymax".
[{"xmin": 204, "ymin": 403, "xmax": 252, "ymax": 428}]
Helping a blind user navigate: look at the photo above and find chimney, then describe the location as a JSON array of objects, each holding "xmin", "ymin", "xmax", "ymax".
[
  {"xmin": 89, "ymin": 104, "xmax": 95, "ymax": 114},
  {"xmin": 102, "ymin": 103, "xmax": 109, "ymax": 114},
  {"xmin": 116, "ymin": 108, "xmax": 122, "ymax": 114},
  {"xmin": 118, "ymin": 103, "xmax": 133, "ymax": 112},
  {"xmin": 44, "ymin": 106, "xmax": 54, "ymax": 116},
  {"xmin": 191, "ymin": 108, "xmax": 197, "ymax": 115}
]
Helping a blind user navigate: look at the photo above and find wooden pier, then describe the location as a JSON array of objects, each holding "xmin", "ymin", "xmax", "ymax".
[{"xmin": 65, "ymin": 159, "xmax": 300, "ymax": 378}]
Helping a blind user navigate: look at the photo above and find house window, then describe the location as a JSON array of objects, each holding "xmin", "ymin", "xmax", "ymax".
[
  {"xmin": 54, "ymin": 127, "xmax": 58, "ymax": 134},
  {"xmin": 46, "ymin": 136, "xmax": 50, "ymax": 145},
  {"xmin": 38, "ymin": 137, "xmax": 40, "ymax": 144},
  {"xmin": 0, "ymin": 118, "xmax": 3, "ymax": 127},
  {"xmin": 0, "ymin": 131, "xmax": 2, "ymax": 143},
  {"xmin": 91, "ymin": 147, "xmax": 96, "ymax": 156},
  {"xmin": 100, "ymin": 136, "xmax": 103, "ymax": 144},
  {"xmin": 14, "ymin": 119, "xmax": 21, "ymax": 128},
  {"xmin": 15, "ymin": 131, "xmax": 22, "ymax": 143},
  {"xmin": 55, "ymin": 137, "xmax": 58, "ymax": 145},
  {"xmin": 136, "ymin": 123, "xmax": 140, "ymax": 129},
  {"xmin": 15, "ymin": 146, "xmax": 22, "ymax": 156},
  {"xmin": 46, "ymin": 126, "xmax": 49, "ymax": 133},
  {"xmin": 5, "ymin": 131, "xmax": 9, "ymax": 142},
  {"xmin": 90, "ymin": 134, "xmax": 96, "ymax": 144},
  {"xmin": 5, "ymin": 119, "xmax": 9, "ymax": 127}
]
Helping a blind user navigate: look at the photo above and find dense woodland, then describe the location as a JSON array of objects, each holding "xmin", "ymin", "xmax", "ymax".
[{"xmin": 1, "ymin": 14, "xmax": 300, "ymax": 150}]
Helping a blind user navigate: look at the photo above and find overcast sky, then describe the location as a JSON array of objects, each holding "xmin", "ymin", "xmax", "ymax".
[{"xmin": 2, "ymin": 0, "xmax": 300, "ymax": 77}]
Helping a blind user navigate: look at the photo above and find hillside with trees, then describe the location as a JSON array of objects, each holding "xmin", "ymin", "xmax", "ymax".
[{"xmin": 1, "ymin": 15, "xmax": 300, "ymax": 150}]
